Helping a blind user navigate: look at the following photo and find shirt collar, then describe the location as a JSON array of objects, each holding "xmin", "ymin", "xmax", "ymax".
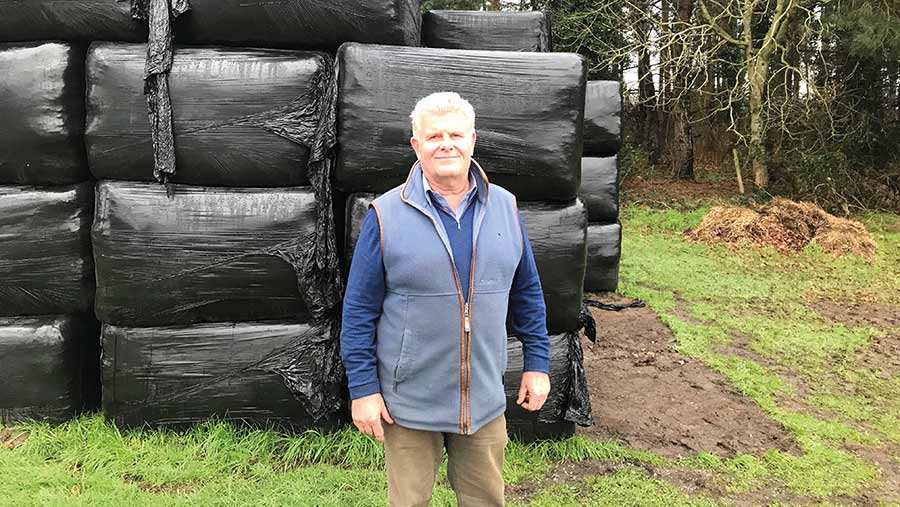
[{"xmin": 422, "ymin": 167, "xmax": 481, "ymax": 202}]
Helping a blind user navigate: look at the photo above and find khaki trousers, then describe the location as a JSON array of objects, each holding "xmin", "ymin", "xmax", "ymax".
[{"xmin": 382, "ymin": 414, "xmax": 508, "ymax": 507}]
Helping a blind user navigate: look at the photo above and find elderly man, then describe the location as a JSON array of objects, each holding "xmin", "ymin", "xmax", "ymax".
[{"xmin": 340, "ymin": 92, "xmax": 551, "ymax": 507}]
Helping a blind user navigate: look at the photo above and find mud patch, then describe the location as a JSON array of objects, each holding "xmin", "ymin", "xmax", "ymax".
[
  {"xmin": 506, "ymin": 460, "xmax": 620, "ymax": 502},
  {"xmin": 579, "ymin": 293, "xmax": 797, "ymax": 458},
  {"xmin": 810, "ymin": 299, "xmax": 900, "ymax": 329}
]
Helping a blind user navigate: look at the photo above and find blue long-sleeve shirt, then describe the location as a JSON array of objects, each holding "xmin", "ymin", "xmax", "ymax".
[{"xmin": 341, "ymin": 191, "xmax": 550, "ymax": 400}]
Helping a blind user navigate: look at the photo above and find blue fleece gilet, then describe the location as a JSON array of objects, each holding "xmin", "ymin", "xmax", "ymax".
[{"xmin": 371, "ymin": 162, "xmax": 524, "ymax": 434}]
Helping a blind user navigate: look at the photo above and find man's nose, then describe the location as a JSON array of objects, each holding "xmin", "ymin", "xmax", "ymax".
[{"xmin": 439, "ymin": 133, "xmax": 453, "ymax": 148}]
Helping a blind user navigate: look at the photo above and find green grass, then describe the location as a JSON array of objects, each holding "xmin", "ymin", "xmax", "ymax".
[
  {"xmin": 2, "ymin": 203, "xmax": 898, "ymax": 505},
  {"xmin": 617, "ymin": 204, "xmax": 900, "ymax": 500}
]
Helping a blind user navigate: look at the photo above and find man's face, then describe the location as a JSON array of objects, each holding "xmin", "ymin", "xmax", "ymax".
[{"xmin": 410, "ymin": 111, "xmax": 477, "ymax": 182}]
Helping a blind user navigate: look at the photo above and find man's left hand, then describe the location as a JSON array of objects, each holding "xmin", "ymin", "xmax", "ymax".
[{"xmin": 516, "ymin": 371, "xmax": 550, "ymax": 411}]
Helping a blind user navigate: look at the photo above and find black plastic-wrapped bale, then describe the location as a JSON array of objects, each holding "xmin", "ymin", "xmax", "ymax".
[
  {"xmin": 0, "ymin": 315, "xmax": 99, "ymax": 424},
  {"xmin": 174, "ymin": 0, "xmax": 421, "ymax": 50},
  {"xmin": 336, "ymin": 44, "xmax": 585, "ymax": 201},
  {"xmin": 86, "ymin": 44, "xmax": 333, "ymax": 187},
  {"xmin": 0, "ymin": 42, "xmax": 90, "ymax": 185},
  {"xmin": 0, "ymin": 183, "xmax": 94, "ymax": 316},
  {"xmin": 583, "ymin": 81, "xmax": 622, "ymax": 156},
  {"xmin": 422, "ymin": 10, "xmax": 550, "ymax": 52},
  {"xmin": 585, "ymin": 222, "xmax": 622, "ymax": 292},
  {"xmin": 0, "ymin": 1, "xmax": 145, "ymax": 43},
  {"xmin": 101, "ymin": 321, "xmax": 344, "ymax": 431},
  {"xmin": 580, "ymin": 156, "xmax": 619, "ymax": 222},
  {"xmin": 93, "ymin": 182, "xmax": 318, "ymax": 327},
  {"xmin": 343, "ymin": 194, "xmax": 586, "ymax": 335},
  {"xmin": 519, "ymin": 199, "xmax": 587, "ymax": 334},
  {"xmin": 504, "ymin": 333, "xmax": 592, "ymax": 442},
  {"xmin": 0, "ymin": 0, "xmax": 420, "ymax": 49}
]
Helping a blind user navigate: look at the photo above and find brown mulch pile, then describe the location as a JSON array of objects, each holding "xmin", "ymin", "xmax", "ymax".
[{"xmin": 685, "ymin": 198, "xmax": 877, "ymax": 260}]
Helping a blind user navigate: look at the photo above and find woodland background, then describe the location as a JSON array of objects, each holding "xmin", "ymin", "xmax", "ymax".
[{"xmin": 424, "ymin": 0, "xmax": 900, "ymax": 214}]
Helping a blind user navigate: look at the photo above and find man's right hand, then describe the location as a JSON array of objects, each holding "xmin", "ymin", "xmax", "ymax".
[{"xmin": 351, "ymin": 393, "xmax": 394, "ymax": 442}]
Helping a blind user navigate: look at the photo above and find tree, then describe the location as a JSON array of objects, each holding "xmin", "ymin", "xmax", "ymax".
[
  {"xmin": 697, "ymin": 0, "xmax": 820, "ymax": 188},
  {"xmin": 669, "ymin": 0, "xmax": 695, "ymax": 179}
]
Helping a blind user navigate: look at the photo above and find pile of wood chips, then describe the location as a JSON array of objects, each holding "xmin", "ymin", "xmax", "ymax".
[{"xmin": 686, "ymin": 198, "xmax": 877, "ymax": 261}]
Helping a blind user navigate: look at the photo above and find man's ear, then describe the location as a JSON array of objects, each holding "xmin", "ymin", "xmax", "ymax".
[{"xmin": 410, "ymin": 136, "xmax": 420, "ymax": 154}]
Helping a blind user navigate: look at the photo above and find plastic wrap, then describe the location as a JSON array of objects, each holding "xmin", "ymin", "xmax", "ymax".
[
  {"xmin": 86, "ymin": 43, "xmax": 330, "ymax": 187},
  {"xmin": 0, "ymin": 1, "xmax": 146, "ymax": 42},
  {"xmin": 422, "ymin": 10, "xmax": 551, "ymax": 52},
  {"xmin": 131, "ymin": 0, "xmax": 190, "ymax": 183},
  {"xmin": 172, "ymin": 0, "xmax": 421, "ymax": 51},
  {"xmin": 336, "ymin": 43, "xmax": 585, "ymax": 202},
  {"xmin": 519, "ymin": 200, "xmax": 588, "ymax": 334},
  {"xmin": 0, "ymin": 315, "xmax": 99, "ymax": 424},
  {"xmin": 343, "ymin": 193, "xmax": 377, "ymax": 276},
  {"xmin": 0, "ymin": 1, "xmax": 420, "ymax": 49},
  {"xmin": 0, "ymin": 42, "xmax": 90, "ymax": 185},
  {"xmin": 583, "ymin": 81, "xmax": 622, "ymax": 156},
  {"xmin": 585, "ymin": 222, "xmax": 622, "ymax": 292},
  {"xmin": 343, "ymin": 194, "xmax": 586, "ymax": 335},
  {"xmin": 0, "ymin": 183, "xmax": 94, "ymax": 316},
  {"xmin": 93, "ymin": 181, "xmax": 322, "ymax": 327},
  {"xmin": 580, "ymin": 156, "xmax": 619, "ymax": 222},
  {"xmin": 101, "ymin": 320, "xmax": 344, "ymax": 430},
  {"xmin": 504, "ymin": 332, "xmax": 592, "ymax": 442}
]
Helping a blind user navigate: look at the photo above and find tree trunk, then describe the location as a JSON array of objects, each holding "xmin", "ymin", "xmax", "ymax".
[
  {"xmin": 636, "ymin": 0, "xmax": 658, "ymax": 159},
  {"xmin": 656, "ymin": 0, "xmax": 671, "ymax": 165},
  {"xmin": 670, "ymin": 103, "xmax": 694, "ymax": 179},
  {"xmin": 669, "ymin": 0, "xmax": 694, "ymax": 179},
  {"xmin": 748, "ymin": 59, "xmax": 768, "ymax": 188}
]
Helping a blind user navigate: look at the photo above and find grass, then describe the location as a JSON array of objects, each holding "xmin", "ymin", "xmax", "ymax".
[
  {"xmin": 2, "ymin": 199, "xmax": 898, "ymax": 505},
  {"xmin": 617, "ymin": 202, "xmax": 900, "ymax": 500}
]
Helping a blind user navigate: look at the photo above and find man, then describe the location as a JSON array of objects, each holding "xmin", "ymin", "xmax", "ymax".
[{"xmin": 340, "ymin": 92, "xmax": 551, "ymax": 507}]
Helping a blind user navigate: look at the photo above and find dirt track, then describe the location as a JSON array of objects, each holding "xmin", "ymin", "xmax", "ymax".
[{"xmin": 577, "ymin": 293, "xmax": 797, "ymax": 458}]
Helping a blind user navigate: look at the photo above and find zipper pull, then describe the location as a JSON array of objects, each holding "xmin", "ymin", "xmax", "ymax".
[{"xmin": 464, "ymin": 303, "xmax": 471, "ymax": 333}]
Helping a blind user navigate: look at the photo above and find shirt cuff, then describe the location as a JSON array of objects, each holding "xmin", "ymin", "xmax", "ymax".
[
  {"xmin": 523, "ymin": 356, "xmax": 550, "ymax": 374},
  {"xmin": 349, "ymin": 381, "xmax": 381, "ymax": 400}
]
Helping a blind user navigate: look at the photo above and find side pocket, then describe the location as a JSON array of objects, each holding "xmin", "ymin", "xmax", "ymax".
[{"xmin": 392, "ymin": 295, "xmax": 411, "ymax": 391}]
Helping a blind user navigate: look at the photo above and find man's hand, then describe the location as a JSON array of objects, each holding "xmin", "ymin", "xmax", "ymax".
[
  {"xmin": 517, "ymin": 371, "xmax": 550, "ymax": 411},
  {"xmin": 351, "ymin": 393, "xmax": 394, "ymax": 442}
]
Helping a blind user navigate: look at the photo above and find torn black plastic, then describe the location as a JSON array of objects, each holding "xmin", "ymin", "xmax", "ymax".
[
  {"xmin": 580, "ymin": 156, "xmax": 620, "ymax": 223},
  {"xmin": 131, "ymin": 0, "xmax": 190, "ymax": 183},
  {"xmin": 0, "ymin": 42, "xmax": 90, "ymax": 185},
  {"xmin": 585, "ymin": 222, "xmax": 622, "ymax": 293},
  {"xmin": 0, "ymin": 183, "xmax": 95, "ymax": 316},
  {"xmin": 0, "ymin": 315, "xmax": 100, "ymax": 424},
  {"xmin": 423, "ymin": 10, "xmax": 551, "ymax": 52},
  {"xmin": 504, "ymin": 331, "xmax": 593, "ymax": 441},
  {"xmin": 93, "ymin": 182, "xmax": 329, "ymax": 326},
  {"xmin": 101, "ymin": 320, "xmax": 344, "ymax": 430},
  {"xmin": 336, "ymin": 43, "xmax": 586, "ymax": 201},
  {"xmin": 583, "ymin": 81, "xmax": 623, "ymax": 156}
]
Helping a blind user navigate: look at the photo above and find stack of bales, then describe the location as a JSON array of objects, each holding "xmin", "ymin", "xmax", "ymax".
[
  {"xmin": 0, "ymin": 42, "xmax": 100, "ymax": 424},
  {"xmin": 580, "ymin": 81, "xmax": 623, "ymax": 292},
  {"xmin": 1, "ymin": 0, "xmax": 422, "ymax": 431},
  {"xmin": 339, "ymin": 11, "xmax": 593, "ymax": 441}
]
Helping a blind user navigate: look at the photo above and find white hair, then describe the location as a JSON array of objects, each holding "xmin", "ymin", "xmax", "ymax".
[{"xmin": 409, "ymin": 92, "xmax": 476, "ymax": 138}]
